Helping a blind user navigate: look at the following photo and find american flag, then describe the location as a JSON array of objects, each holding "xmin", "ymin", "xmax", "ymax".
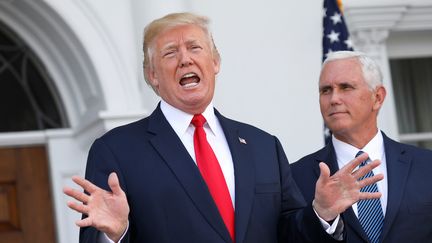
[
  {"xmin": 323, "ymin": 0, "xmax": 354, "ymax": 61},
  {"xmin": 322, "ymin": 0, "xmax": 354, "ymax": 143}
]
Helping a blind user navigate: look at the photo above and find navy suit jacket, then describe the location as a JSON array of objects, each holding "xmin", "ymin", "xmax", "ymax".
[
  {"xmin": 292, "ymin": 132, "xmax": 432, "ymax": 243},
  {"xmin": 79, "ymin": 105, "xmax": 340, "ymax": 243}
]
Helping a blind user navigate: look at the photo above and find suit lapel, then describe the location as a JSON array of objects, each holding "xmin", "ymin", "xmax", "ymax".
[
  {"xmin": 313, "ymin": 142, "xmax": 339, "ymax": 177},
  {"xmin": 215, "ymin": 110, "xmax": 255, "ymax": 243},
  {"xmin": 148, "ymin": 106, "xmax": 232, "ymax": 243},
  {"xmin": 343, "ymin": 207, "xmax": 369, "ymax": 242},
  {"xmin": 380, "ymin": 134, "xmax": 412, "ymax": 241},
  {"xmin": 315, "ymin": 143, "xmax": 369, "ymax": 242}
]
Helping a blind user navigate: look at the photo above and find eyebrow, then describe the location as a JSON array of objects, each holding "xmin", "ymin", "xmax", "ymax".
[
  {"xmin": 161, "ymin": 43, "xmax": 178, "ymax": 51},
  {"xmin": 337, "ymin": 82, "xmax": 355, "ymax": 88},
  {"xmin": 319, "ymin": 84, "xmax": 331, "ymax": 90},
  {"xmin": 185, "ymin": 39, "xmax": 199, "ymax": 45},
  {"xmin": 160, "ymin": 39, "xmax": 202, "ymax": 51}
]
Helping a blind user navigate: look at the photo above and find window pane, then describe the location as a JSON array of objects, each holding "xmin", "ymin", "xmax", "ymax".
[
  {"xmin": 0, "ymin": 67, "xmax": 38, "ymax": 131},
  {"xmin": 0, "ymin": 21, "xmax": 67, "ymax": 132},
  {"xmin": 390, "ymin": 57, "xmax": 432, "ymax": 150}
]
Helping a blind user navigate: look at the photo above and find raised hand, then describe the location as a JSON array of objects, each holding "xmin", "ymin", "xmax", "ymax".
[
  {"xmin": 313, "ymin": 152, "xmax": 384, "ymax": 221},
  {"xmin": 63, "ymin": 172, "xmax": 130, "ymax": 242}
]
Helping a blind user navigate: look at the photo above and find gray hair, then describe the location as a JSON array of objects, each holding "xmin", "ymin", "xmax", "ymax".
[
  {"xmin": 142, "ymin": 12, "xmax": 220, "ymax": 88},
  {"xmin": 322, "ymin": 51, "xmax": 383, "ymax": 90}
]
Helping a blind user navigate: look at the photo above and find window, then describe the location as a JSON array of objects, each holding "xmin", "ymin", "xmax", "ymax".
[
  {"xmin": 0, "ymin": 21, "xmax": 67, "ymax": 132},
  {"xmin": 390, "ymin": 57, "xmax": 432, "ymax": 150}
]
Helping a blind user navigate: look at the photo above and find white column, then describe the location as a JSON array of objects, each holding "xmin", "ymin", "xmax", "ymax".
[{"xmin": 46, "ymin": 130, "xmax": 87, "ymax": 243}]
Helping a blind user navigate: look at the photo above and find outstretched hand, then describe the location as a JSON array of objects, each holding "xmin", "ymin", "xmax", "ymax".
[
  {"xmin": 63, "ymin": 172, "xmax": 129, "ymax": 242},
  {"xmin": 313, "ymin": 152, "xmax": 383, "ymax": 221}
]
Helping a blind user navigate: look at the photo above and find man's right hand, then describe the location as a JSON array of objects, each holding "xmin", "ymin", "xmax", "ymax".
[{"xmin": 63, "ymin": 172, "xmax": 130, "ymax": 242}]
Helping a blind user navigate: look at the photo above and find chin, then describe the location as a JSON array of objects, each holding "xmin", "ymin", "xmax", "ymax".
[{"xmin": 326, "ymin": 122, "xmax": 349, "ymax": 133}]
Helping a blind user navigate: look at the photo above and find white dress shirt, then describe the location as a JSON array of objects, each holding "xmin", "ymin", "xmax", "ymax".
[
  {"xmin": 160, "ymin": 100, "xmax": 236, "ymax": 204},
  {"xmin": 332, "ymin": 130, "xmax": 388, "ymax": 216}
]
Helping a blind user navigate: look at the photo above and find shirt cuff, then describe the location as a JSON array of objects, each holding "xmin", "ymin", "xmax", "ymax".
[
  {"xmin": 316, "ymin": 212, "xmax": 340, "ymax": 234},
  {"xmin": 313, "ymin": 208, "xmax": 344, "ymax": 240},
  {"xmin": 98, "ymin": 221, "xmax": 129, "ymax": 243}
]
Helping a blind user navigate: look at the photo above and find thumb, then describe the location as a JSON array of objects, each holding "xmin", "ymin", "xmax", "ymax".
[
  {"xmin": 317, "ymin": 162, "xmax": 331, "ymax": 184},
  {"xmin": 108, "ymin": 172, "xmax": 123, "ymax": 196}
]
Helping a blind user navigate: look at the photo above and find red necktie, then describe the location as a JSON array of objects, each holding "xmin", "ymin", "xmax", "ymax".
[{"xmin": 191, "ymin": 114, "xmax": 235, "ymax": 241}]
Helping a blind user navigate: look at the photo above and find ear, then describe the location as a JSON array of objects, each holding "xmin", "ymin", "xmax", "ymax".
[
  {"xmin": 373, "ymin": 86, "xmax": 386, "ymax": 111},
  {"xmin": 213, "ymin": 56, "xmax": 221, "ymax": 75},
  {"xmin": 146, "ymin": 66, "xmax": 159, "ymax": 88}
]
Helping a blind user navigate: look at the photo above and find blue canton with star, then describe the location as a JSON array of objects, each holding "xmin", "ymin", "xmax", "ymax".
[{"xmin": 322, "ymin": 0, "xmax": 354, "ymax": 62}]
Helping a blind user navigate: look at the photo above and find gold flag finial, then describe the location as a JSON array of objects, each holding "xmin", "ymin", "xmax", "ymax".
[{"xmin": 337, "ymin": 0, "xmax": 344, "ymax": 14}]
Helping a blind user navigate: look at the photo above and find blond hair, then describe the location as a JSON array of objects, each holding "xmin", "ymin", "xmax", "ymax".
[{"xmin": 142, "ymin": 12, "xmax": 220, "ymax": 87}]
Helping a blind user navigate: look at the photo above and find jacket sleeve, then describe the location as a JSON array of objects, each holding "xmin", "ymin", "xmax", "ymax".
[
  {"xmin": 275, "ymin": 137, "xmax": 344, "ymax": 243},
  {"xmin": 79, "ymin": 138, "xmax": 130, "ymax": 243}
]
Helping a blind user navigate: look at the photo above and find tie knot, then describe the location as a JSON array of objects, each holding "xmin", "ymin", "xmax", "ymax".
[
  {"xmin": 191, "ymin": 114, "xmax": 206, "ymax": 127},
  {"xmin": 356, "ymin": 151, "xmax": 369, "ymax": 167}
]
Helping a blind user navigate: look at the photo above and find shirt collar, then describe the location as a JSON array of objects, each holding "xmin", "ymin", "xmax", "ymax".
[
  {"xmin": 332, "ymin": 130, "xmax": 384, "ymax": 167},
  {"xmin": 160, "ymin": 100, "xmax": 218, "ymax": 136}
]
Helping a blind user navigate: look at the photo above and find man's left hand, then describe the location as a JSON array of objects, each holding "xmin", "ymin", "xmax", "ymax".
[{"xmin": 313, "ymin": 152, "xmax": 384, "ymax": 221}]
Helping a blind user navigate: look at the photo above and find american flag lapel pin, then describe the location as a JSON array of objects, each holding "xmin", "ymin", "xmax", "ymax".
[{"xmin": 238, "ymin": 137, "xmax": 247, "ymax": 144}]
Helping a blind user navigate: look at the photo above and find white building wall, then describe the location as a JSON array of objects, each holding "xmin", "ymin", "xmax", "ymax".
[{"xmin": 44, "ymin": 0, "xmax": 144, "ymax": 113}]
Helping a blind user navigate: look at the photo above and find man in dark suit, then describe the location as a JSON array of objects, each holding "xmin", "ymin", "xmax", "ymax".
[
  {"xmin": 292, "ymin": 50, "xmax": 432, "ymax": 243},
  {"xmin": 63, "ymin": 13, "xmax": 382, "ymax": 243}
]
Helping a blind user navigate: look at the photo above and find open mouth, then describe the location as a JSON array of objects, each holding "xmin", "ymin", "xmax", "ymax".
[{"xmin": 180, "ymin": 72, "xmax": 200, "ymax": 88}]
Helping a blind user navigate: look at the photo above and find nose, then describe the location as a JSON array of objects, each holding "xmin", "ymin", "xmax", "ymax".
[
  {"xmin": 179, "ymin": 50, "xmax": 193, "ymax": 68},
  {"xmin": 330, "ymin": 90, "xmax": 342, "ymax": 105}
]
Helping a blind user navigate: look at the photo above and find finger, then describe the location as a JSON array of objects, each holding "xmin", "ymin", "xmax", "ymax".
[
  {"xmin": 72, "ymin": 176, "xmax": 99, "ymax": 193},
  {"xmin": 67, "ymin": 201, "xmax": 89, "ymax": 214},
  {"xmin": 341, "ymin": 152, "xmax": 369, "ymax": 173},
  {"xmin": 76, "ymin": 216, "xmax": 93, "ymax": 228},
  {"xmin": 358, "ymin": 173, "xmax": 384, "ymax": 188},
  {"xmin": 353, "ymin": 159, "xmax": 381, "ymax": 179},
  {"xmin": 108, "ymin": 172, "xmax": 124, "ymax": 196},
  {"xmin": 317, "ymin": 162, "xmax": 331, "ymax": 183},
  {"xmin": 63, "ymin": 187, "xmax": 90, "ymax": 203},
  {"xmin": 359, "ymin": 191, "xmax": 382, "ymax": 200}
]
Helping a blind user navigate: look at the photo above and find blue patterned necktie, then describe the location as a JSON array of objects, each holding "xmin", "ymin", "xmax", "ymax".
[{"xmin": 356, "ymin": 151, "xmax": 384, "ymax": 243}]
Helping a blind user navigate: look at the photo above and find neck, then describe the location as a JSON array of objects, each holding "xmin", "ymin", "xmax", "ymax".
[{"xmin": 334, "ymin": 128, "xmax": 379, "ymax": 149}]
